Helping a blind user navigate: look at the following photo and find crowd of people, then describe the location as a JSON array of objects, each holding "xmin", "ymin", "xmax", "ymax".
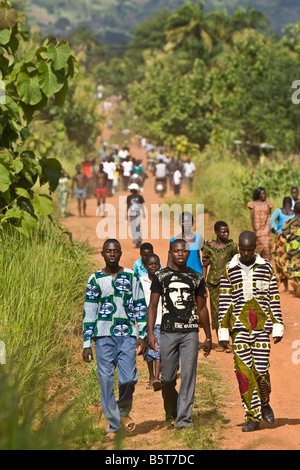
[
  {"xmin": 246, "ymin": 186, "xmax": 300, "ymax": 295},
  {"xmin": 59, "ymin": 137, "xmax": 299, "ymax": 441},
  {"xmin": 82, "ymin": 235, "xmax": 212, "ymax": 440},
  {"xmin": 80, "ymin": 182, "xmax": 299, "ymax": 442},
  {"xmin": 58, "ymin": 140, "xmax": 196, "ymax": 220}
]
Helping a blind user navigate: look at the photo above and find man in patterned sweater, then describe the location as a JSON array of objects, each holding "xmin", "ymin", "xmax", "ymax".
[
  {"xmin": 82, "ymin": 239, "xmax": 147, "ymax": 440},
  {"xmin": 218, "ymin": 231, "xmax": 284, "ymax": 432}
]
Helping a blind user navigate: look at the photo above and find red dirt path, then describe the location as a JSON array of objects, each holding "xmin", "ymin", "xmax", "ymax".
[{"xmin": 61, "ymin": 131, "xmax": 300, "ymax": 451}]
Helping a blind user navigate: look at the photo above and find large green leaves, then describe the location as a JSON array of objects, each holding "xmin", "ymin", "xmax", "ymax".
[
  {"xmin": 0, "ymin": 1, "xmax": 77, "ymax": 237},
  {"xmin": 16, "ymin": 72, "xmax": 43, "ymax": 105},
  {"xmin": 38, "ymin": 61, "xmax": 65, "ymax": 97},
  {"xmin": 32, "ymin": 193, "xmax": 53, "ymax": 216},
  {"xmin": 0, "ymin": 28, "xmax": 11, "ymax": 45},
  {"xmin": 40, "ymin": 157, "xmax": 62, "ymax": 192},
  {"xmin": 47, "ymin": 42, "xmax": 71, "ymax": 70}
]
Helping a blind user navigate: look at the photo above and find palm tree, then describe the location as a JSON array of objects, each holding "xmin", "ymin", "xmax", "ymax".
[
  {"xmin": 205, "ymin": 8, "xmax": 232, "ymax": 42},
  {"xmin": 164, "ymin": 0, "xmax": 214, "ymax": 54},
  {"xmin": 229, "ymin": 6, "xmax": 270, "ymax": 34}
]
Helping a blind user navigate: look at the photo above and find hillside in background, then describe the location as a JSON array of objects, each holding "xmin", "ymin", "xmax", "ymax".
[{"xmin": 22, "ymin": 0, "xmax": 300, "ymax": 42}]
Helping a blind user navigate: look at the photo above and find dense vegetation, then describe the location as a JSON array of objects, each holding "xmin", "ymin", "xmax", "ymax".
[
  {"xmin": 25, "ymin": 0, "xmax": 300, "ymax": 40},
  {"xmin": 93, "ymin": 1, "xmax": 300, "ymax": 155}
]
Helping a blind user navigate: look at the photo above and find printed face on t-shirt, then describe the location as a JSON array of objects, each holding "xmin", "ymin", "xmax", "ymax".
[{"xmin": 168, "ymin": 281, "xmax": 192, "ymax": 310}]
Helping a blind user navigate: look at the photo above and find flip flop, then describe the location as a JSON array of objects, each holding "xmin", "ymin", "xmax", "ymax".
[
  {"xmin": 152, "ymin": 380, "xmax": 162, "ymax": 391},
  {"xmin": 165, "ymin": 416, "xmax": 176, "ymax": 430},
  {"xmin": 120, "ymin": 415, "xmax": 136, "ymax": 433},
  {"xmin": 146, "ymin": 383, "xmax": 153, "ymax": 389},
  {"xmin": 103, "ymin": 432, "xmax": 118, "ymax": 443}
]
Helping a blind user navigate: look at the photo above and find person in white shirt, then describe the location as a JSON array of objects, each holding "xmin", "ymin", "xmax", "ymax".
[
  {"xmin": 173, "ymin": 163, "xmax": 182, "ymax": 195},
  {"xmin": 155, "ymin": 158, "xmax": 167, "ymax": 181},
  {"xmin": 103, "ymin": 156, "xmax": 116, "ymax": 196},
  {"xmin": 184, "ymin": 159, "xmax": 196, "ymax": 190},
  {"xmin": 118, "ymin": 147, "xmax": 129, "ymax": 161},
  {"xmin": 140, "ymin": 254, "xmax": 162, "ymax": 391},
  {"xmin": 122, "ymin": 156, "xmax": 133, "ymax": 190},
  {"xmin": 156, "ymin": 148, "xmax": 167, "ymax": 162}
]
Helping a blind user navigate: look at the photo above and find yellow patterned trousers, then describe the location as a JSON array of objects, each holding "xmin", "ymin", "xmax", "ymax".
[{"xmin": 231, "ymin": 330, "xmax": 271, "ymax": 422}]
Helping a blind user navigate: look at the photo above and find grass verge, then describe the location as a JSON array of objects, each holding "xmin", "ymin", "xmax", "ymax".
[{"xmin": 0, "ymin": 218, "xmax": 106, "ymax": 449}]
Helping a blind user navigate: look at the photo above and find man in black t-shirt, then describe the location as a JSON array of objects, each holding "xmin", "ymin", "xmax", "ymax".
[{"xmin": 147, "ymin": 239, "xmax": 212, "ymax": 430}]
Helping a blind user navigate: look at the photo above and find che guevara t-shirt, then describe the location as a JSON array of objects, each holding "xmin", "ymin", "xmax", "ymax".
[{"xmin": 150, "ymin": 266, "xmax": 205, "ymax": 332}]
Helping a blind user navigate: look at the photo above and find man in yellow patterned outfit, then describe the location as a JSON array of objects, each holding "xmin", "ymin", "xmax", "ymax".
[{"xmin": 218, "ymin": 231, "xmax": 284, "ymax": 432}]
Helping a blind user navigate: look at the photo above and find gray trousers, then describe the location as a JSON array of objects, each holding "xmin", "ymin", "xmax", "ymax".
[{"xmin": 160, "ymin": 331, "xmax": 199, "ymax": 429}]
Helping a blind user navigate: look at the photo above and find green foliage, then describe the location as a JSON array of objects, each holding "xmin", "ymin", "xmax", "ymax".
[
  {"xmin": 0, "ymin": 0, "xmax": 78, "ymax": 236},
  {"xmin": 125, "ymin": 6, "xmax": 300, "ymax": 154},
  {"xmin": 41, "ymin": 74, "xmax": 103, "ymax": 150},
  {"xmin": 172, "ymin": 135, "xmax": 200, "ymax": 158},
  {"xmin": 240, "ymin": 159, "xmax": 300, "ymax": 206},
  {"xmin": 0, "ymin": 219, "xmax": 103, "ymax": 449},
  {"xmin": 0, "ymin": 363, "xmax": 86, "ymax": 450},
  {"xmin": 0, "ymin": 219, "xmax": 92, "ymax": 364},
  {"xmin": 129, "ymin": 52, "xmax": 213, "ymax": 147},
  {"xmin": 192, "ymin": 148, "xmax": 251, "ymax": 241},
  {"xmin": 210, "ymin": 29, "xmax": 300, "ymax": 153}
]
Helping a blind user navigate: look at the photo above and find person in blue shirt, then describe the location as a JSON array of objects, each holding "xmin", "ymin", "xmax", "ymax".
[
  {"xmin": 133, "ymin": 242, "xmax": 162, "ymax": 277},
  {"xmin": 169, "ymin": 211, "xmax": 204, "ymax": 275},
  {"xmin": 270, "ymin": 197, "xmax": 294, "ymax": 235},
  {"xmin": 271, "ymin": 197, "xmax": 294, "ymax": 292}
]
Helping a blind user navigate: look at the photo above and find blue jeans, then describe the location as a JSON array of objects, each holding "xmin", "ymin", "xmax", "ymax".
[{"xmin": 95, "ymin": 336, "xmax": 138, "ymax": 433}]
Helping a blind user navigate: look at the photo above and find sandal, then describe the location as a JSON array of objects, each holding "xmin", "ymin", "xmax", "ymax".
[
  {"xmin": 215, "ymin": 345, "xmax": 226, "ymax": 352},
  {"xmin": 120, "ymin": 415, "xmax": 136, "ymax": 433},
  {"xmin": 165, "ymin": 416, "xmax": 176, "ymax": 429},
  {"xmin": 146, "ymin": 382, "xmax": 153, "ymax": 389},
  {"xmin": 103, "ymin": 432, "xmax": 118, "ymax": 443}
]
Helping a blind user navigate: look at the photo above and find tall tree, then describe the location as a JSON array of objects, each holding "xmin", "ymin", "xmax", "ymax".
[
  {"xmin": 229, "ymin": 5, "xmax": 270, "ymax": 34},
  {"xmin": 164, "ymin": 0, "xmax": 215, "ymax": 55}
]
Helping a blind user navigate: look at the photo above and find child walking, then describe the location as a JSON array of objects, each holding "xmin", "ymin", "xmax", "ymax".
[
  {"xmin": 202, "ymin": 221, "xmax": 238, "ymax": 351},
  {"xmin": 140, "ymin": 254, "xmax": 162, "ymax": 391},
  {"xmin": 134, "ymin": 242, "xmax": 156, "ymax": 278}
]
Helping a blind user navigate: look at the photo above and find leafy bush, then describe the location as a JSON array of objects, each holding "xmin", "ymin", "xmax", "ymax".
[
  {"xmin": 240, "ymin": 159, "xmax": 300, "ymax": 205},
  {"xmin": 0, "ymin": 0, "xmax": 78, "ymax": 237}
]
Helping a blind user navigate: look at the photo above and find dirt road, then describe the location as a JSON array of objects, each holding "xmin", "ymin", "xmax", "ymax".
[{"xmin": 62, "ymin": 132, "xmax": 300, "ymax": 451}]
